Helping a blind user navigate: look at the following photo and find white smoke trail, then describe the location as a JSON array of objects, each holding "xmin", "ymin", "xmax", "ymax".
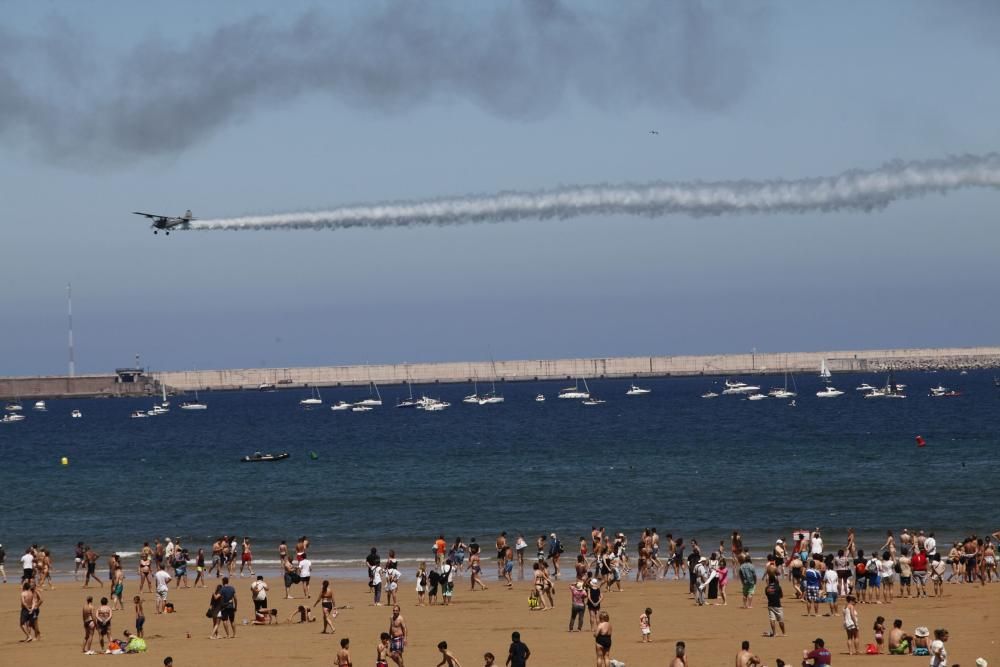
[{"xmin": 192, "ymin": 153, "xmax": 1000, "ymax": 232}]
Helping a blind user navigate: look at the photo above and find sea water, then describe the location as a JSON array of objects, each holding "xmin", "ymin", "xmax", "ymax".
[{"xmin": 1, "ymin": 370, "xmax": 997, "ymax": 576}]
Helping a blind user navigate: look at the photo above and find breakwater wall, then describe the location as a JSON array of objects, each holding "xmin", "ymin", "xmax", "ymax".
[
  {"xmin": 0, "ymin": 373, "xmax": 156, "ymax": 400},
  {"xmin": 151, "ymin": 346, "xmax": 1000, "ymax": 392}
]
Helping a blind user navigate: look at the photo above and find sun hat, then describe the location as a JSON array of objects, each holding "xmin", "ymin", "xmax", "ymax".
[
  {"xmin": 914, "ymin": 627, "xmax": 930, "ymax": 638},
  {"xmin": 589, "ymin": 578, "xmax": 600, "ymax": 587},
  {"xmin": 575, "ymin": 581, "xmax": 584, "ymax": 590},
  {"xmin": 975, "ymin": 659, "xmax": 987, "ymax": 667}
]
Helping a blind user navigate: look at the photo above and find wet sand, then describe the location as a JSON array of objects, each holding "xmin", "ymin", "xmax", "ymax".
[{"xmin": 1, "ymin": 572, "xmax": 996, "ymax": 666}]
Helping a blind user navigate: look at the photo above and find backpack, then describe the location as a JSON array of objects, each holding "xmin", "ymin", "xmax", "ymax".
[{"xmin": 855, "ymin": 561, "xmax": 866, "ymax": 575}]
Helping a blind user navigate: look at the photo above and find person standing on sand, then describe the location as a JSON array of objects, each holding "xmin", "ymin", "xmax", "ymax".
[
  {"xmin": 506, "ymin": 630, "xmax": 530, "ymax": 666},
  {"xmin": 496, "ymin": 532, "xmax": 508, "ymax": 578},
  {"xmin": 154, "ymin": 562, "xmax": 172, "ymax": 614},
  {"xmin": 251, "ymin": 574, "xmax": 269, "ymax": 613},
  {"xmin": 218, "ymin": 576, "xmax": 237, "ymax": 639},
  {"xmin": 138, "ymin": 552, "xmax": 153, "ymax": 593},
  {"xmin": 764, "ymin": 574, "xmax": 786, "ymax": 637},
  {"xmin": 336, "ymin": 637, "xmax": 352, "ymax": 667},
  {"xmin": 435, "ymin": 535, "xmax": 447, "ymax": 567},
  {"xmin": 82, "ymin": 595, "xmax": 96, "ymax": 653},
  {"xmin": 469, "ymin": 544, "xmax": 488, "ymax": 591},
  {"xmin": 298, "ymin": 553, "xmax": 313, "ymax": 598},
  {"xmin": 639, "ymin": 607, "xmax": 652, "ymax": 642},
  {"xmin": 548, "ymin": 533, "xmax": 563, "ymax": 579},
  {"xmin": 514, "ymin": 534, "xmax": 527, "ymax": 577},
  {"xmin": 19, "ymin": 581, "xmax": 36, "ymax": 642},
  {"xmin": 416, "ymin": 562, "xmax": 427, "ymax": 605},
  {"xmin": 95, "ymin": 596, "xmax": 113, "ymax": 652},
  {"xmin": 441, "ymin": 558, "xmax": 455, "ymax": 605},
  {"xmin": 240, "ymin": 537, "xmax": 254, "ymax": 577},
  {"xmin": 388, "ymin": 605, "xmax": 407, "ymax": 667},
  {"xmin": 843, "ymin": 594, "xmax": 859, "ymax": 655},
  {"xmin": 739, "ymin": 554, "xmax": 757, "ymax": 609},
  {"xmin": 133, "ymin": 595, "xmax": 145, "ymax": 638},
  {"xmin": 569, "ymin": 581, "xmax": 587, "ymax": 631},
  {"xmin": 377, "ymin": 633, "xmax": 391, "ymax": 667},
  {"xmin": 314, "ymin": 580, "xmax": 336, "ymax": 634},
  {"xmin": 593, "ymin": 610, "xmax": 612, "ymax": 667}
]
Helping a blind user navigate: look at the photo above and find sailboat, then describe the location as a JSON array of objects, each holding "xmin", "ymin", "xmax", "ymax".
[
  {"xmin": 180, "ymin": 387, "xmax": 208, "ymax": 410},
  {"xmin": 356, "ymin": 381, "xmax": 382, "ymax": 407},
  {"xmin": 819, "ymin": 360, "xmax": 832, "ymax": 381},
  {"xmin": 479, "ymin": 359, "xmax": 505, "ymax": 404},
  {"xmin": 558, "ymin": 378, "xmax": 590, "ymax": 399},
  {"xmin": 160, "ymin": 383, "xmax": 170, "ymax": 407},
  {"xmin": 396, "ymin": 378, "xmax": 419, "ymax": 408},
  {"xmin": 299, "ymin": 387, "xmax": 322, "ymax": 406},
  {"xmin": 768, "ymin": 372, "xmax": 798, "ymax": 399},
  {"xmin": 462, "ymin": 378, "xmax": 482, "ymax": 404}
]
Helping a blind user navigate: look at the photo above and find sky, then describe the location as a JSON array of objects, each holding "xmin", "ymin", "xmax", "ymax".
[{"xmin": 1, "ymin": 0, "xmax": 999, "ymax": 375}]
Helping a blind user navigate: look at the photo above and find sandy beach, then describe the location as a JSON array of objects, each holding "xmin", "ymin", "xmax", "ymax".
[{"xmin": 2, "ymin": 570, "xmax": 996, "ymax": 667}]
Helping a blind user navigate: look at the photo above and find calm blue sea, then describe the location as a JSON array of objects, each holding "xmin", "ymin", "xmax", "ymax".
[{"xmin": 1, "ymin": 370, "xmax": 997, "ymax": 575}]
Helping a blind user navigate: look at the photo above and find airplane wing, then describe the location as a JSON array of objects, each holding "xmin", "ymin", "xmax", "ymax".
[{"xmin": 132, "ymin": 211, "xmax": 167, "ymax": 220}]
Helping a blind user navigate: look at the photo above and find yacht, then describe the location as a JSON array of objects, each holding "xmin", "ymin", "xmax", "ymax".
[
  {"xmin": 71, "ymin": 409, "xmax": 82, "ymax": 418},
  {"xmin": 148, "ymin": 405, "xmax": 169, "ymax": 415},
  {"xmin": 581, "ymin": 397, "xmax": 606, "ymax": 405},
  {"xmin": 816, "ymin": 386, "xmax": 845, "ymax": 398},
  {"xmin": 768, "ymin": 372, "xmax": 798, "ymax": 399},
  {"xmin": 863, "ymin": 388, "xmax": 887, "ymax": 399},
  {"xmin": 130, "ymin": 409, "xmax": 149, "ymax": 419},
  {"xmin": 396, "ymin": 380, "xmax": 419, "ymax": 408},
  {"xmin": 721, "ymin": 380, "xmax": 760, "ymax": 395},
  {"xmin": 478, "ymin": 393, "xmax": 505, "ymax": 405},
  {"xmin": 747, "ymin": 393, "xmax": 769, "ymax": 401},
  {"xmin": 299, "ymin": 387, "xmax": 322, "ymax": 406},
  {"xmin": 625, "ymin": 384, "xmax": 651, "ymax": 396},
  {"xmin": 331, "ymin": 401, "xmax": 353, "ymax": 411},
  {"xmin": 558, "ymin": 378, "xmax": 591, "ymax": 399},
  {"xmin": 257, "ymin": 382, "xmax": 276, "ymax": 392},
  {"xmin": 356, "ymin": 382, "xmax": 382, "ymax": 407},
  {"xmin": 180, "ymin": 388, "xmax": 208, "ymax": 410},
  {"xmin": 4, "ymin": 401, "xmax": 23, "ymax": 412},
  {"xmin": 855, "ymin": 383, "xmax": 876, "ymax": 392},
  {"xmin": 535, "ymin": 394, "xmax": 545, "ymax": 402},
  {"xmin": 462, "ymin": 379, "xmax": 482, "ymax": 404},
  {"xmin": 700, "ymin": 391, "xmax": 719, "ymax": 399},
  {"xmin": 2, "ymin": 413, "xmax": 25, "ymax": 423},
  {"xmin": 416, "ymin": 396, "xmax": 450, "ymax": 411},
  {"xmin": 33, "ymin": 400, "xmax": 47, "ymax": 411}
]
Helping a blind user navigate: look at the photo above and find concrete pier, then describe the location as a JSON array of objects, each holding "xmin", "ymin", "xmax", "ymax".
[{"xmin": 150, "ymin": 345, "xmax": 1000, "ymax": 392}]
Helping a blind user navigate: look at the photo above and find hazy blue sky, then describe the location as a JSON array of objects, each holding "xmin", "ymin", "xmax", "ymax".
[{"xmin": 2, "ymin": 1, "xmax": 998, "ymax": 375}]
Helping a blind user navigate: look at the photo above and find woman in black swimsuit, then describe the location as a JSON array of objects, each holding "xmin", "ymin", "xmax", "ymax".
[
  {"xmin": 313, "ymin": 580, "xmax": 336, "ymax": 634},
  {"xmin": 586, "ymin": 579, "xmax": 603, "ymax": 630},
  {"xmin": 593, "ymin": 610, "xmax": 612, "ymax": 667}
]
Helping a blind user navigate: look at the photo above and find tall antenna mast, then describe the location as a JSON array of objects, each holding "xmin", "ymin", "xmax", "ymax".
[{"xmin": 67, "ymin": 282, "xmax": 76, "ymax": 377}]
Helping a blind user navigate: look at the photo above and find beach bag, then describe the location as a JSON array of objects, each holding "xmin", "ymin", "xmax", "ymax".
[{"xmin": 865, "ymin": 644, "xmax": 879, "ymax": 655}]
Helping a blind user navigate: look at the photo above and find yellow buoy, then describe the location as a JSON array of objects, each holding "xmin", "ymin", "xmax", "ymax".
[{"xmin": 60, "ymin": 457, "xmax": 69, "ymax": 466}]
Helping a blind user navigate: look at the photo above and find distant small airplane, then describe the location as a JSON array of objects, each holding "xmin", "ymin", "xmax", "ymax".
[
  {"xmin": 132, "ymin": 209, "xmax": 195, "ymax": 235},
  {"xmin": 649, "ymin": 130, "xmax": 659, "ymax": 135}
]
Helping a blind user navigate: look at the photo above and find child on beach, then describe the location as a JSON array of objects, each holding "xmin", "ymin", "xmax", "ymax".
[
  {"xmin": 874, "ymin": 616, "xmax": 886, "ymax": 654},
  {"xmin": 483, "ymin": 652, "xmax": 495, "ymax": 666},
  {"xmin": 335, "ymin": 638, "xmax": 351, "ymax": 667},
  {"xmin": 416, "ymin": 563, "xmax": 427, "ymax": 606},
  {"xmin": 133, "ymin": 596, "xmax": 144, "ymax": 638},
  {"xmin": 639, "ymin": 607, "xmax": 652, "ymax": 642},
  {"xmin": 377, "ymin": 632, "xmax": 390, "ymax": 667},
  {"xmin": 287, "ymin": 605, "xmax": 316, "ymax": 623},
  {"xmin": 437, "ymin": 640, "xmax": 462, "ymax": 666}
]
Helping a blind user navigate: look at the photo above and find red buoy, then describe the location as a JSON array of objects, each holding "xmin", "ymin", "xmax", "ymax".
[{"xmin": 915, "ymin": 435, "xmax": 926, "ymax": 447}]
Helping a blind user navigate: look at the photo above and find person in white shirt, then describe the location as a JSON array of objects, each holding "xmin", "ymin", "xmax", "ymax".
[
  {"xmin": 924, "ymin": 534, "xmax": 937, "ymax": 557},
  {"xmin": 824, "ymin": 566, "xmax": 840, "ymax": 614},
  {"xmin": 297, "ymin": 555, "xmax": 312, "ymax": 599},
  {"xmin": 810, "ymin": 532, "xmax": 824, "ymax": 558},
  {"xmin": 251, "ymin": 575, "xmax": 269, "ymax": 611},
  {"xmin": 20, "ymin": 548, "xmax": 35, "ymax": 582},
  {"xmin": 153, "ymin": 563, "xmax": 173, "ymax": 614},
  {"xmin": 929, "ymin": 628, "xmax": 949, "ymax": 667}
]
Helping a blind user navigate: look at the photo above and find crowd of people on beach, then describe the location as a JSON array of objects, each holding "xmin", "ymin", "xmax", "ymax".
[{"xmin": 5, "ymin": 525, "xmax": 998, "ymax": 665}]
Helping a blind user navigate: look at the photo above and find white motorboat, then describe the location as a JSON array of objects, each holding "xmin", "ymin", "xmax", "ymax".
[
  {"xmin": 5, "ymin": 401, "xmax": 23, "ymax": 412},
  {"xmin": 625, "ymin": 384, "xmax": 651, "ymax": 396},
  {"xmin": 416, "ymin": 396, "xmax": 450, "ymax": 411},
  {"xmin": 180, "ymin": 400, "xmax": 208, "ymax": 410},
  {"xmin": 558, "ymin": 378, "xmax": 590, "ymax": 399},
  {"xmin": 331, "ymin": 401, "xmax": 353, "ymax": 411},
  {"xmin": 535, "ymin": 394, "xmax": 545, "ymax": 402},
  {"xmin": 71, "ymin": 409, "xmax": 82, "ymax": 418},
  {"xmin": 581, "ymin": 397, "xmax": 606, "ymax": 405},
  {"xmin": 130, "ymin": 409, "xmax": 149, "ymax": 419},
  {"xmin": 149, "ymin": 405, "xmax": 169, "ymax": 415},
  {"xmin": 855, "ymin": 383, "xmax": 876, "ymax": 392},
  {"xmin": 724, "ymin": 379, "xmax": 747, "ymax": 389},
  {"xmin": 478, "ymin": 392, "xmax": 504, "ymax": 405},
  {"xmin": 701, "ymin": 391, "xmax": 719, "ymax": 399},
  {"xmin": 33, "ymin": 400, "xmax": 48, "ymax": 411},
  {"xmin": 864, "ymin": 388, "xmax": 887, "ymax": 399},
  {"xmin": 257, "ymin": 382, "xmax": 276, "ymax": 392},
  {"xmin": 722, "ymin": 383, "xmax": 760, "ymax": 395},
  {"xmin": 356, "ymin": 381, "xmax": 382, "ymax": 407},
  {"xmin": 816, "ymin": 386, "xmax": 844, "ymax": 398},
  {"xmin": 299, "ymin": 387, "xmax": 322, "ymax": 406},
  {"xmin": 929, "ymin": 385, "xmax": 948, "ymax": 396},
  {"xmin": 2, "ymin": 413, "xmax": 25, "ymax": 423},
  {"xmin": 351, "ymin": 404, "xmax": 373, "ymax": 412},
  {"xmin": 747, "ymin": 393, "xmax": 769, "ymax": 401}
]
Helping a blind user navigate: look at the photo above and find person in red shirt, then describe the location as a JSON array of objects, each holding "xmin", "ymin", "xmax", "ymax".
[
  {"xmin": 802, "ymin": 637, "xmax": 832, "ymax": 666},
  {"xmin": 910, "ymin": 549, "xmax": 928, "ymax": 598}
]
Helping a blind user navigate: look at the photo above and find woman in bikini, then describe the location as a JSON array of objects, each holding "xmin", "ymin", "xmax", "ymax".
[
  {"xmin": 194, "ymin": 548, "xmax": 206, "ymax": 588},
  {"xmin": 81, "ymin": 596, "xmax": 96, "ymax": 654},
  {"xmin": 469, "ymin": 545, "xmax": 487, "ymax": 591},
  {"xmin": 531, "ymin": 562, "xmax": 549, "ymax": 611},
  {"xmin": 594, "ymin": 610, "xmax": 613, "ymax": 667},
  {"xmin": 95, "ymin": 597, "xmax": 113, "ymax": 653},
  {"xmin": 313, "ymin": 579, "xmax": 337, "ymax": 634},
  {"xmin": 138, "ymin": 555, "xmax": 153, "ymax": 594}
]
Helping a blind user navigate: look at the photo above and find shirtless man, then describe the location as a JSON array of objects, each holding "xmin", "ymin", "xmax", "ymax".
[
  {"xmin": 496, "ymin": 532, "xmax": 508, "ymax": 579},
  {"xmin": 887, "ymin": 619, "xmax": 913, "ymax": 654},
  {"xmin": 670, "ymin": 641, "xmax": 688, "ymax": 667},
  {"xmin": 82, "ymin": 596, "xmax": 97, "ymax": 654},
  {"xmin": 83, "ymin": 547, "xmax": 102, "ymax": 588},
  {"xmin": 28, "ymin": 581, "xmax": 43, "ymax": 639},
  {"xmin": 736, "ymin": 640, "xmax": 762, "ymax": 667},
  {"xmin": 389, "ymin": 605, "xmax": 407, "ymax": 666},
  {"xmin": 336, "ymin": 637, "xmax": 352, "ymax": 667},
  {"xmin": 19, "ymin": 581, "xmax": 36, "ymax": 642}
]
